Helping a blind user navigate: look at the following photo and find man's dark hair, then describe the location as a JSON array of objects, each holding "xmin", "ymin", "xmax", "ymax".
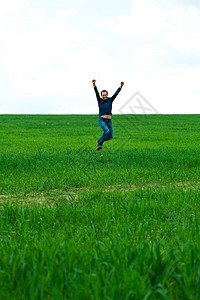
[{"xmin": 101, "ymin": 90, "xmax": 108, "ymax": 96}]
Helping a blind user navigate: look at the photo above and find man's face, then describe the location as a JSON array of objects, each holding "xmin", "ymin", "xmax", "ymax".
[{"xmin": 102, "ymin": 91, "xmax": 108, "ymax": 100}]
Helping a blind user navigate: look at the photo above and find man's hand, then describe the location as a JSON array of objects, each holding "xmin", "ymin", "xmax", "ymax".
[
  {"xmin": 120, "ymin": 82, "xmax": 124, "ymax": 89},
  {"xmin": 92, "ymin": 79, "xmax": 96, "ymax": 87}
]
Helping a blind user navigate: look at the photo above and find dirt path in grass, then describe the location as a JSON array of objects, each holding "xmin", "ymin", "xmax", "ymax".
[{"xmin": 0, "ymin": 180, "xmax": 199, "ymax": 206}]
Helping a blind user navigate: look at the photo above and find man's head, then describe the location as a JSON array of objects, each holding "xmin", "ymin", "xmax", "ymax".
[{"xmin": 101, "ymin": 90, "xmax": 108, "ymax": 100}]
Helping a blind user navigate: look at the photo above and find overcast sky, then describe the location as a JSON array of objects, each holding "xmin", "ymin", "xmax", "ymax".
[{"xmin": 0, "ymin": 0, "xmax": 200, "ymax": 114}]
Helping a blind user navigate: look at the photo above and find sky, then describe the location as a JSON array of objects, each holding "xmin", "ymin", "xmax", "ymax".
[{"xmin": 0, "ymin": 0, "xmax": 200, "ymax": 114}]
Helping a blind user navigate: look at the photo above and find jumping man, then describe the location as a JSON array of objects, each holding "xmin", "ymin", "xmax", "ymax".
[{"xmin": 92, "ymin": 79, "xmax": 124, "ymax": 151}]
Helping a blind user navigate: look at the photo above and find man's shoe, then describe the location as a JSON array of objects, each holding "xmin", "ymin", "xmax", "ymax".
[{"xmin": 96, "ymin": 146, "xmax": 102, "ymax": 151}]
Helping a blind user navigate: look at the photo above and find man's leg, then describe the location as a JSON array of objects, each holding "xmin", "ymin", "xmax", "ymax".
[
  {"xmin": 104, "ymin": 119, "xmax": 113, "ymax": 141},
  {"xmin": 98, "ymin": 118, "xmax": 110, "ymax": 146}
]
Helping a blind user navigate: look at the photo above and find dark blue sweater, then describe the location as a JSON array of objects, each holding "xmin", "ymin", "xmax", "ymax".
[{"xmin": 94, "ymin": 86, "xmax": 121, "ymax": 117}]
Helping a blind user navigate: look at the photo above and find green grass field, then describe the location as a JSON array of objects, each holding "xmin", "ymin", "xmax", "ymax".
[{"xmin": 0, "ymin": 114, "xmax": 200, "ymax": 299}]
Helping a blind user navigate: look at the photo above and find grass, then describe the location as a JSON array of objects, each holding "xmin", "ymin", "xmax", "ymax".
[
  {"xmin": 0, "ymin": 114, "xmax": 200, "ymax": 299},
  {"xmin": 0, "ymin": 114, "xmax": 200, "ymax": 194}
]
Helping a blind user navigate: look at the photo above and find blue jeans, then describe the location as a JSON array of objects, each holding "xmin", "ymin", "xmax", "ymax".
[{"xmin": 98, "ymin": 118, "xmax": 113, "ymax": 146}]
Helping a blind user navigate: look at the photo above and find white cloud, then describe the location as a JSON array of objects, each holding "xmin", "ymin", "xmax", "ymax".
[
  {"xmin": 0, "ymin": 0, "xmax": 200, "ymax": 113},
  {"xmin": 0, "ymin": 0, "xmax": 115, "ymax": 103},
  {"xmin": 97, "ymin": 0, "xmax": 167, "ymax": 40},
  {"xmin": 54, "ymin": 9, "xmax": 77, "ymax": 18},
  {"xmin": 96, "ymin": 0, "xmax": 200, "ymax": 113},
  {"xmin": 99, "ymin": 2, "xmax": 199, "ymax": 63},
  {"xmin": 97, "ymin": 0, "xmax": 200, "ymax": 50}
]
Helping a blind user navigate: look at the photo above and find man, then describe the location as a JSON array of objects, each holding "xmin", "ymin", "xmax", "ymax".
[{"xmin": 92, "ymin": 79, "xmax": 124, "ymax": 151}]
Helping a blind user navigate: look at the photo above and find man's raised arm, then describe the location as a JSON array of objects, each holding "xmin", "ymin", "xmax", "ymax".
[
  {"xmin": 92, "ymin": 79, "xmax": 96, "ymax": 87},
  {"xmin": 111, "ymin": 81, "xmax": 124, "ymax": 102},
  {"xmin": 92, "ymin": 79, "xmax": 101, "ymax": 103}
]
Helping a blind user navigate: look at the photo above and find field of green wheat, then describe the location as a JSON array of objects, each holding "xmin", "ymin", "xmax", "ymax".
[{"xmin": 0, "ymin": 114, "xmax": 200, "ymax": 299}]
